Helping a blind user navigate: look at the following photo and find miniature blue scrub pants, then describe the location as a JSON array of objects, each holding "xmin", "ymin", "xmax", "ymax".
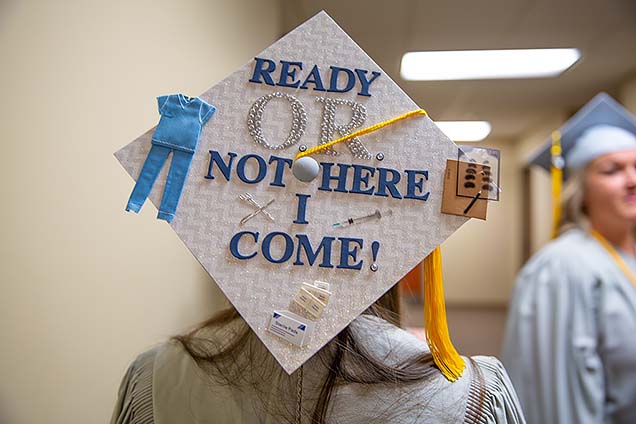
[{"xmin": 125, "ymin": 145, "xmax": 193, "ymax": 223}]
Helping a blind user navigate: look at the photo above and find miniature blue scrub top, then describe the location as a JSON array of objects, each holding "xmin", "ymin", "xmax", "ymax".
[{"xmin": 152, "ymin": 94, "xmax": 216, "ymax": 153}]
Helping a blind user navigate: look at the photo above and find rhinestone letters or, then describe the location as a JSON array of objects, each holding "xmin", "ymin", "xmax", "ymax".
[
  {"xmin": 316, "ymin": 97, "xmax": 371, "ymax": 159},
  {"xmin": 247, "ymin": 92, "xmax": 307, "ymax": 150}
]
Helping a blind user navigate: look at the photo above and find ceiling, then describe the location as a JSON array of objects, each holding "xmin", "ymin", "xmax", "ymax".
[{"xmin": 281, "ymin": 0, "xmax": 636, "ymax": 140}]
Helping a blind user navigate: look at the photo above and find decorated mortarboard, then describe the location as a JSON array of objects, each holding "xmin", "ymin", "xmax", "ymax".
[
  {"xmin": 527, "ymin": 92, "xmax": 636, "ymax": 237},
  {"xmin": 115, "ymin": 11, "xmax": 473, "ymax": 379}
]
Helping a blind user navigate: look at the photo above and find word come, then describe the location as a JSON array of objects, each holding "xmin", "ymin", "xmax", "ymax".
[{"xmin": 230, "ymin": 231, "xmax": 367, "ymax": 270}]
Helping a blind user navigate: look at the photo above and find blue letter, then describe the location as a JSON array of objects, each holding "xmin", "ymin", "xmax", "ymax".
[
  {"xmin": 278, "ymin": 61, "xmax": 302, "ymax": 88},
  {"xmin": 205, "ymin": 150, "xmax": 237, "ymax": 181},
  {"xmin": 405, "ymin": 170, "xmax": 430, "ymax": 201},
  {"xmin": 249, "ymin": 57, "xmax": 276, "ymax": 86},
  {"xmin": 268, "ymin": 155, "xmax": 292, "ymax": 187},
  {"xmin": 375, "ymin": 167, "xmax": 403, "ymax": 199},
  {"xmin": 355, "ymin": 69, "xmax": 381, "ymax": 97},
  {"xmin": 350, "ymin": 164, "xmax": 376, "ymax": 195},
  {"xmin": 229, "ymin": 231, "xmax": 259, "ymax": 260},
  {"xmin": 294, "ymin": 234, "xmax": 335, "ymax": 268},
  {"xmin": 337, "ymin": 237, "xmax": 364, "ymax": 270},
  {"xmin": 299, "ymin": 65, "xmax": 326, "ymax": 91},
  {"xmin": 318, "ymin": 162, "xmax": 350, "ymax": 193},
  {"xmin": 328, "ymin": 66, "xmax": 355, "ymax": 93},
  {"xmin": 262, "ymin": 232, "xmax": 294, "ymax": 264},
  {"xmin": 237, "ymin": 154, "xmax": 267, "ymax": 184},
  {"xmin": 294, "ymin": 193, "xmax": 311, "ymax": 224}
]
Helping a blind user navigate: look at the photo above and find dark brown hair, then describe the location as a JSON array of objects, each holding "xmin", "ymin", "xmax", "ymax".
[{"xmin": 173, "ymin": 286, "xmax": 474, "ymax": 423}]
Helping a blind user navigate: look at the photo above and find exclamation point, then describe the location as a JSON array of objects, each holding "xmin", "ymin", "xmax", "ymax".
[{"xmin": 370, "ymin": 241, "xmax": 380, "ymax": 272}]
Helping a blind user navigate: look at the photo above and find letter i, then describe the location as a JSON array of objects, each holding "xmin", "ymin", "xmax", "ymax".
[{"xmin": 294, "ymin": 194, "xmax": 311, "ymax": 224}]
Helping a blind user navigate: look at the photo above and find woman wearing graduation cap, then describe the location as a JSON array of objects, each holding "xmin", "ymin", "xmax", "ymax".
[
  {"xmin": 111, "ymin": 278, "xmax": 526, "ymax": 423},
  {"xmin": 112, "ymin": 170, "xmax": 527, "ymax": 423},
  {"xmin": 111, "ymin": 69, "xmax": 527, "ymax": 423},
  {"xmin": 503, "ymin": 93, "xmax": 636, "ymax": 424}
]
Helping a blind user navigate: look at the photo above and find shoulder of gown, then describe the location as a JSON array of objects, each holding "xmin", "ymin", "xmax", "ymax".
[
  {"xmin": 110, "ymin": 339, "xmax": 263, "ymax": 424},
  {"xmin": 110, "ymin": 345, "xmax": 160, "ymax": 424},
  {"xmin": 520, "ymin": 228, "xmax": 604, "ymax": 276},
  {"xmin": 110, "ymin": 316, "xmax": 525, "ymax": 424},
  {"xmin": 341, "ymin": 315, "xmax": 526, "ymax": 424},
  {"xmin": 467, "ymin": 356, "xmax": 527, "ymax": 424}
]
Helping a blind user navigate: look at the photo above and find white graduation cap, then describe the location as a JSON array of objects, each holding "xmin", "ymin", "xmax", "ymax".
[
  {"xmin": 529, "ymin": 92, "xmax": 636, "ymax": 176},
  {"xmin": 115, "ymin": 11, "xmax": 469, "ymax": 378}
]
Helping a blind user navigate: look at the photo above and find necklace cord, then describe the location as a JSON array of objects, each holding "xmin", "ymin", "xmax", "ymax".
[{"xmin": 590, "ymin": 229, "xmax": 636, "ymax": 287}]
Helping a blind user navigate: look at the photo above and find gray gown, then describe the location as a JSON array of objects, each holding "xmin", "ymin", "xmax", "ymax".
[
  {"xmin": 503, "ymin": 228, "xmax": 636, "ymax": 424},
  {"xmin": 111, "ymin": 315, "xmax": 525, "ymax": 423}
]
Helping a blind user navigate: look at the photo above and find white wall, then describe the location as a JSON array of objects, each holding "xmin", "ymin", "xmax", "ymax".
[
  {"xmin": 620, "ymin": 75, "xmax": 636, "ymax": 112},
  {"xmin": 0, "ymin": 1, "xmax": 280, "ymax": 423}
]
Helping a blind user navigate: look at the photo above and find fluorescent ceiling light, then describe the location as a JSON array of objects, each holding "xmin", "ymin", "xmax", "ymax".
[
  {"xmin": 435, "ymin": 121, "xmax": 491, "ymax": 142},
  {"xmin": 401, "ymin": 48, "xmax": 581, "ymax": 80}
]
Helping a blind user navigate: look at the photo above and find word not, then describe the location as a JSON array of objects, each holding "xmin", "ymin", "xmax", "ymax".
[
  {"xmin": 205, "ymin": 150, "xmax": 430, "ymax": 201},
  {"xmin": 230, "ymin": 231, "xmax": 367, "ymax": 270},
  {"xmin": 249, "ymin": 58, "xmax": 381, "ymax": 97}
]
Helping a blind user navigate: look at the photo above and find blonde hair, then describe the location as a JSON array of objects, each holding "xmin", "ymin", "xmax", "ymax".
[{"xmin": 557, "ymin": 169, "xmax": 589, "ymax": 235}]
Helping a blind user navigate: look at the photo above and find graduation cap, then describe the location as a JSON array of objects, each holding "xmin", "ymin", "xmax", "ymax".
[
  {"xmin": 529, "ymin": 92, "xmax": 636, "ymax": 173},
  {"xmin": 527, "ymin": 92, "xmax": 636, "ymax": 237},
  {"xmin": 115, "ymin": 11, "xmax": 469, "ymax": 379}
]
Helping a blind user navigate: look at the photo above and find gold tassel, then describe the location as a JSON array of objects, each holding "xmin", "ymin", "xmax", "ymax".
[
  {"xmin": 423, "ymin": 246, "xmax": 465, "ymax": 381},
  {"xmin": 551, "ymin": 130, "xmax": 563, "ymax": 239}
]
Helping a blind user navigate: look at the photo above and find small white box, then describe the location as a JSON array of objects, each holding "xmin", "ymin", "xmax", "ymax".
[
  {"xmin": 267, "ymin": 310, "xmax": 313, "ymax": 347},
  {"xmin": 312, "ymin": 280, "xmax": 331, "ymax": 291},
  {"xmin": 301, "ymin": 282, "xmax": 331, "ymax": 304},
  {"xmin": 293, "ymin": 288, "xmax": 326, "ymax": 320}
]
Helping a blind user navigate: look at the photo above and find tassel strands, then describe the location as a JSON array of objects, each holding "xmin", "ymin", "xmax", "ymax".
[
  {"xmin": 423, "ymin": 246, "xmax": 465, "ymax": 382},
  {"xmin": 550, "ymin": 130, "xmax": 563, "ymax": 239}
]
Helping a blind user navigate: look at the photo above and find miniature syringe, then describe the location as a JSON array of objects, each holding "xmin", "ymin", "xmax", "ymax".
[{"xmin": 332, "ymin": 209, "xmax": 393, "ymax": 228}]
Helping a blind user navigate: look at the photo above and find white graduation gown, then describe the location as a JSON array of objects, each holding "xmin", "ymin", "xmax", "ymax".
[
  {"xmin": 111, "ymin": 315, "xmax": 525, "ymax": 423},
  {"xmin": 503, "ymin": 228, "xmax": 636, "ymax": 424}
]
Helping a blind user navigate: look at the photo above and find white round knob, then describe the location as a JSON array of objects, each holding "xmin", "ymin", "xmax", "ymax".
[{"xmin": 292, "ymin": 156, "xmax": 320, "ymax": 182}]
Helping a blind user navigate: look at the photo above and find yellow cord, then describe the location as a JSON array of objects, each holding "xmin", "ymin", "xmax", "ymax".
[
  {"xmin": 294, "ymin": 109, "xmax": 428, "ymax": 160},
  {"xmin": 551, "ymin": 130, "xmax": 563, "ymax": 239},
  {"xmin": 424, "ymin": 246, "xmax": 465, "ymax": 382},
  {"xmin": 590, "ymin": 229, "xmax": 636, "ymax": 287}
]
